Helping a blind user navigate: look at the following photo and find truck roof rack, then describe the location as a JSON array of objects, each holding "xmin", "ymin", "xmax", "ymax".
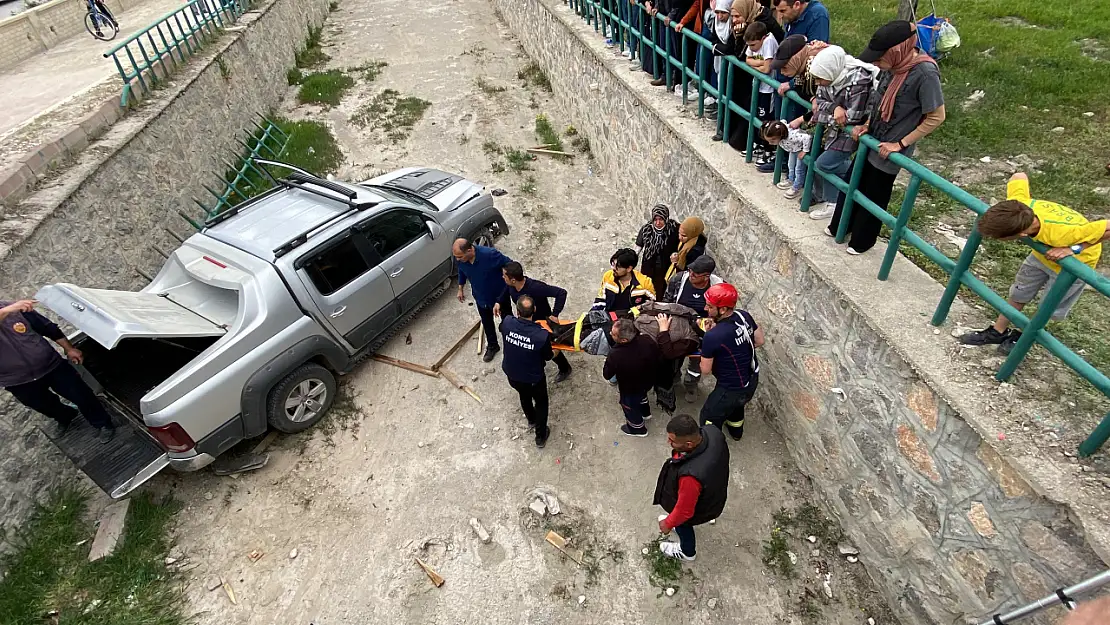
[{"xmin": 205, "ymin": 160, "xmax": 379, "ymax": 227}]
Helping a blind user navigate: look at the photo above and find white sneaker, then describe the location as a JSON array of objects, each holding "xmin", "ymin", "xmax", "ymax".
[
  {"xmin": 846, "ymin": 246, "xmax": 862, "ymax": 255},
  {"xmin": 659, "ymin": 541, "xmax": 695, "ymax": 561},
  {"xmin": 824, "ymin": 226, "xmax": 835, "ymax": 237},
  {"xmin": 776, "ymin": 180, "xmax": 793, "ymax": 190},
  {"xmin": 704, "ymin": 96, "xmax": 717, "ymax": 106},
  {"xmin": 622, "ymin": 50, "xmax": 632, "ymax": 59},
  {"xmin": 783, "ymin": 187, "xmax": 800, "ymax": 199},
  {"xmin": 808, "ymin": 202, "xmax": 835, "ymax": 220}
]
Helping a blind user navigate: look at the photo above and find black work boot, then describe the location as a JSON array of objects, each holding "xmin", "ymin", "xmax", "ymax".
[{"xmin": 482, "ymin": 344, "xmax": 500, "ymax": 363}]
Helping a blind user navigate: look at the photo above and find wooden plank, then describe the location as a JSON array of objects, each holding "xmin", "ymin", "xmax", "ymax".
[
  {"xmin": 526, "ymin": 148, "xmax": 574, "ymax": 157},
  {"xmin": 440, "ymin": 368, "xmax": 482, "ymax": 404},
  {"xmin": 371, "ymin": 354, "xmax": 440, "ymax": 378},
  {"xmin": 545, "ymin": 530, "xmax": 584, "ymax": 565},
  {"xmin": 415, "ymin": 558, "xmax": 445, "ymax": 587},
  {"xmin": 88, "ymin": 499, "xmax": 130, "ymax": 562},
  {"xmin": 432, "ymin": 320, "xmax": 482, "ymax": 371}
]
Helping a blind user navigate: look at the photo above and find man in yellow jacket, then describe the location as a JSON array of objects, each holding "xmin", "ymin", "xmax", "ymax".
[{"xmin": 591, "ymin": 248, "xmax": 656, "ymax": 313}]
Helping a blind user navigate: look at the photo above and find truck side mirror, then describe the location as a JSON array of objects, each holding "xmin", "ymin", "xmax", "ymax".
[{"xmin": 427, "ymin": 220, "xmax": 445, "ymax": 240}]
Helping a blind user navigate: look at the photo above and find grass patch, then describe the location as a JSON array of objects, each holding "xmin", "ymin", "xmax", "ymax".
[
  {"xmin": 534, "ymin": 114, "xmax": 565, "ymax": 152},
  {"xmin": 349, "ymin": 89, "xmax": 432, "ymax": 142},
  {"xmin": 640, "ymin": 540, "xmax": 685, "ymax": 589},
  {"xmin": 797, "ymin": 592, "xmax": 823, "ymax": 624},
  {"xmin": 505, "ymin": 149, "xmax": 533, "ymax": 173},
  {"xmin": 476, "ymin": 77, "xmax": 506, "ymax": 96},
  {"xmin": 294, "ymin": 24, "xmax": 330, "ymax": 69},
  {"xmin": 518, "ymin": 62, "xmax": 552, "ymax": 91},
  {"xmin": 761, "ymin": 527, "xmax": 796, "ymax": 578},
  {"xmin": 0, "ymin": 488, "xmax": 184, "ymax": 625},
  {"xmin": 220, "ymin": 116, "xmax": 345, "ymax": 207},
  {"xmin": 829, "ymin": 0, "xmax": 1110, "ymax": 376},
  {"xmin": 287, "ymin": 67, "xmax": 303, "ymax": 86},
  {"xmin": 350, "ymin": 60, "xmax": 387, "ymax": 82},
  {"xmin": 571, "ymin": 136, "xmax": 592, "ymax": 157},
  {"xmin": 297, "ymin": 70, "xmax": 355, "ymax": 106},
  {"xmin": 772, "ymin": 503, "xmax": 845, "ymax": 547},
  {"xmin": 521, "ymin": 175, "xmax": 538, "ymax": 196}
]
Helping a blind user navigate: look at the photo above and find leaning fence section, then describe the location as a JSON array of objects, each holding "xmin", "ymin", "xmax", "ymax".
[
  {"xmin": 182, "ymin": 114, "xmax": 290, "ymax": 230},
  {"xmin": 103, "ymin": 0, "xmax": 250, "ymax": 107},
  {"xmin": 565, "ymin": 0, "xmax": 1110, "ymax": 455}
]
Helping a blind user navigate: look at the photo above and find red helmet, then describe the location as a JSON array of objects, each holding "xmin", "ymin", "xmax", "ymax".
[{"xmin": 705, "ymin": 283, "xmax": 738, "ymax": 308}]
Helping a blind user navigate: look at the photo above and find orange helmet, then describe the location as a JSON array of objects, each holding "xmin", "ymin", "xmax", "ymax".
[{"xmin": 705, "ymin": 283, "xmax": 738, "ymax": 308}]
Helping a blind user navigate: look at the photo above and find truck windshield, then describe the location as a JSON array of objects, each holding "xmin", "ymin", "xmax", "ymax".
[{"xmin": 360, "ymin": 184, "xmax": 438, "ymax": 211}]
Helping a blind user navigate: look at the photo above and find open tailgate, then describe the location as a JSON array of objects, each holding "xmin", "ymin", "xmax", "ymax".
[
  {"xmin": 42, "ymin": 386, "xmax": 169, "ymax": 499},
  {"xmin": 35, "ymin": 284, "xmax": 226, "ymax": 349}
]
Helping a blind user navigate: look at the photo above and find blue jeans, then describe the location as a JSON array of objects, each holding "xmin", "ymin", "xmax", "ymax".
[
  {"xmin": 697, "ymin": 25, "xmax": 717, "ymax": 89},
  {"xmin": 788, "ymin": 152, "xmax": 808, "ymax": 190},
  {"xmin": 816, "ymin": 148, "xmax": 852, "ymax": 204},
  {"xmin": 674, "ymin": 524, "xmax": 696, "ymax": 556}
]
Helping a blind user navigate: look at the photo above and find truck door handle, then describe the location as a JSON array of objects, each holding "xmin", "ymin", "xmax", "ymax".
[
  {"xmin": 330, "ymin": 306, "xmax": 346, "ymax": 318},
  {"xmin": 389, "ymin": 267, "xmax": 404, "ymax": 278}
]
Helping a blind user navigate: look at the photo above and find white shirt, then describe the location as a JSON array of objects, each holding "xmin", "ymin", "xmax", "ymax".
[{"xmin": 746, "ymin": 36, "xmax": 779, "ymax": 94}]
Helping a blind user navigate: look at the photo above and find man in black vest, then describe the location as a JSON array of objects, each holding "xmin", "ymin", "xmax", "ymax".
[
  {"xmin": 499, "ymin": 295, "xmax": 554, "ymax": 448},
  {"xmin": 653, "ymin": 414, "xmax": 730, "ymax": 561}
]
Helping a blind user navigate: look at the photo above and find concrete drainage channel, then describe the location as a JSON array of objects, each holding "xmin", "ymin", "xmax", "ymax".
[{"xmin": 0, "ymin": 0, "xmax": 1106, "ymax": 623}]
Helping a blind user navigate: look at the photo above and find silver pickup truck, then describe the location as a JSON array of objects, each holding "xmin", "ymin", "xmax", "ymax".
[{"xmin": 35, "ymin": 162, "xmax": 508, "ymax": 498}]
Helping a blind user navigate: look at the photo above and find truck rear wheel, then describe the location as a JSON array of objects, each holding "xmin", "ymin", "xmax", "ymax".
[
  {"xmin": 471, "ymin": 226, "xmax": 494, "ymax": 248},
  {"xmin": 266, "ymin": 363, "xmax": 337, "ymax": 433}
]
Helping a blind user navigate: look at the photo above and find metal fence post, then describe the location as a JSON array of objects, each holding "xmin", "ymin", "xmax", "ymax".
[
  {"xmin": 1079, "ymin": 415, "xmax": 1110, "ymax": 457},
  {"xmin": 745, "ymin": 76, "xmax": 759, "ymax": 162},
  {"xmin": 696, "ymin": 37, "xmax": 707, "ymax": 118},
  {"xmin": 835, "ymin": 146, "xmax": 868, "ymax": 244},
  {"xmin": 878, "ymin": 175, "xmax": 922, "ymax": 280},
  {"xmin": 799, "ymin": 122, "xmax": 825, "ymax": 213},
  {"xmin": 771, "ymin": 91, "xmax": 790, "ymax": 186},
  {"xmin": 932, "ymin": 227, "xmax": 982, "ymax": 326},
  {"xmin": 721, "ymin": 62, "xmax": 733, "ymax": 140},
  {"xmin": 996, "ymin": 271, "xmax": 1078, "ymax": 381}
]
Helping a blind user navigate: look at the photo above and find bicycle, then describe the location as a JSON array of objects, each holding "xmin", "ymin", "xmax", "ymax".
[{"xmin": 84, "ymin": 0, "xmax": 119, "ymax": 41}]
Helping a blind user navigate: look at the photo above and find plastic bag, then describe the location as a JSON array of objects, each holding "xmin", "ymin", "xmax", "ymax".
[{"xmin": 936, "ymin": 20, "xmax": 961, "ymax": 54}]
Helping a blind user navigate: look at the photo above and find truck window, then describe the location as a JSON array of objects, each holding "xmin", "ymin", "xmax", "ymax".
[
  {"xmin": 364, "ymin": 212, "xmax": 428, "ymax": 260},
  {"xmin": 303, "ymin": 237, "xmax": 370, "ymax": 295}
]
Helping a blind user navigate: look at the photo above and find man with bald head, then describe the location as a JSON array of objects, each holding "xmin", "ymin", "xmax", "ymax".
[{"xmin": 453, "ymin": 238, "xmax": 514, "ymax": 362}]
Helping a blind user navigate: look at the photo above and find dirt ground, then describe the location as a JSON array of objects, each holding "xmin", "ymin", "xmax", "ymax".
[{"xmin": 150, "ymin": 0, "xmax": 895, "ymax": 622}]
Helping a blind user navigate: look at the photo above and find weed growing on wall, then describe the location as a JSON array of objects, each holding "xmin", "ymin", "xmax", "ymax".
[
  {"xmin": 518, "ymin": 62, "xmax": 551, "ymax": 92},
  {"xmin": 295, "ymin": 24, "xmax": 330, "ymax": 69}
]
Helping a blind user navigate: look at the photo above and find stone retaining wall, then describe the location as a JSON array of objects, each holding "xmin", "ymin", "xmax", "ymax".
[
  {"xmin": 0, "ymin": 0, "xmax": 331, "ymax": 557},
  {"xmin": 491, "ymin": 0, "xmax": 1109, "ymax": 623}
]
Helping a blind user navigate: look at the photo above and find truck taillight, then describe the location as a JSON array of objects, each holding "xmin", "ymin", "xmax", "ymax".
[{"xmin": 147, "ymin": 423, "xmax": 196, "ymax": 452}]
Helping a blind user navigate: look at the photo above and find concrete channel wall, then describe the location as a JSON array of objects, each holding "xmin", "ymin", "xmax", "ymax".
[
  {"xmin": 0, "ymin": 0, "xmax": 331, "ymax": 556},
  {"xmin": 492, "ymin": 0, "xmax": 1110, "ymax": 623}
]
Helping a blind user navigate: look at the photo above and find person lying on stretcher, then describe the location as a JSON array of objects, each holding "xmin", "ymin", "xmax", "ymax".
[{"xmin": 537, "ymin": 301, "xmax": 707, "ymax": 358}]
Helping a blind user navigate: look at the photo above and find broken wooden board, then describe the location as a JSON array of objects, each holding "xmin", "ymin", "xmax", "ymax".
[
  {"xmin": 371, "ymin": 354, "xmax": 441, "ymax": 378},
  {"xmin": 414, "ymin": 558, "xmax": 445, "ymax": 587},
  {"xmin": 439, "ymin": 368, "xmax": 482, "ymax": 404},
  {"xmin": 432, "ymin": 320, "xmax": 482, "ymax": 371},
  {"xmin": 545, "ymin": 530, "xmax": 584, "ymax": 565},
  {"xmin": 88, "ymin": 499, "xmax": 130, "ymax": 562},
  {"xmin": 526, "ymin": 148, "xmax": 574, "ymax": 157}
]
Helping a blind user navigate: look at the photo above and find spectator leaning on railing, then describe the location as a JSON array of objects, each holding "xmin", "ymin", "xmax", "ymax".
[
  {"xmin": 770, "ymin": 0, "xmax": 829, "ymax": 166},
  {"xmin": 826, "ymin": 20, "xmax": 946, "ymax": 255},
  {"xmin": 803, "ymin": 45, "xmax": 879, "ymax": 220},
  {"xmin": 716, "ymin": 0, "xmax": 783, "ymax": 146},
  {"xmin": 960, "ymin": 172, "xmax": 1110, "ymax": 354}
]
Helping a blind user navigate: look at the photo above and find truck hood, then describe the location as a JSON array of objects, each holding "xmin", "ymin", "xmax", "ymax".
[
  {"xmin": 362, "ymin": 167, "xmax": 485, "ymax": 212},
  {"xmin": 35, "ymin": 284, "xmax": 227, "ymax": 349}
]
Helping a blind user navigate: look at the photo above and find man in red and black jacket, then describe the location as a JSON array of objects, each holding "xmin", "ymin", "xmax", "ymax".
[{"xmin": 653, "ymin": 413, "xmax": 730, "ymax": 561}]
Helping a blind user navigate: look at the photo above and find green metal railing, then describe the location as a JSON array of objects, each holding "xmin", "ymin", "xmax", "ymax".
[
  {"xmin": 104, "ymin": 0, "xmax": 249, "ymax": 106},
  {"xmin": 183, "ymin": 114, "xmax": 290, "ymax": 229},
  {"xmin": 568, "ymin": 0, "xmax": 1110, "ymax": 456}
]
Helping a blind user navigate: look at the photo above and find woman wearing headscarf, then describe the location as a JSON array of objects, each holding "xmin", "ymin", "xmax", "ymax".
[
  {"xmin": 715, "ymin": 0, "xmax": 783, "ymax": 145},
  {"xmin": 667, "ymin": 216, "xmax": 708, "ymax": 279},
  {"xmin": 827, "ymin": 21, "xmax": 946, "ymax": 255},
  {"xmin": 635, "ymin": 204, "xmax": 681, "ymax": 293},
  {"xmin": 803, "ymin": 44, "xmax": 879, "ymax": 221}
]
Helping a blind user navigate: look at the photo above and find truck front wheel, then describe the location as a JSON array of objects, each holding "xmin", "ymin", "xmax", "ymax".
[{"xmin": 266, "ymin": 363, "xmax": 337, "ymax": 433}]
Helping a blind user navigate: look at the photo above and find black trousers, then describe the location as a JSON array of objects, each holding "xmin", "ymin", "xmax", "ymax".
[
  {"xmin": 7, "ymin": 362, "xmax": 113, "ymax": 429},
  {"xmin": 828, "ymin": 157, "xmax": 899, "ymax": 253},
  {"xmin": 700, "ymin": 377, "xmax": 757, "ymax": 439},
  {"xmin": 552, "ymin": 351, "xmax": 572, "ymax": 374},
  {"xmin": 728, "ymin": 90, "xmax": 773, "ymax": 152},
  {"xmin": 509, "ymin": 378, "xmax": 549, "ymax": 438},
  {"xmin": 478, "ymin": 292, "xmax": 514, "ymax": 350}
]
